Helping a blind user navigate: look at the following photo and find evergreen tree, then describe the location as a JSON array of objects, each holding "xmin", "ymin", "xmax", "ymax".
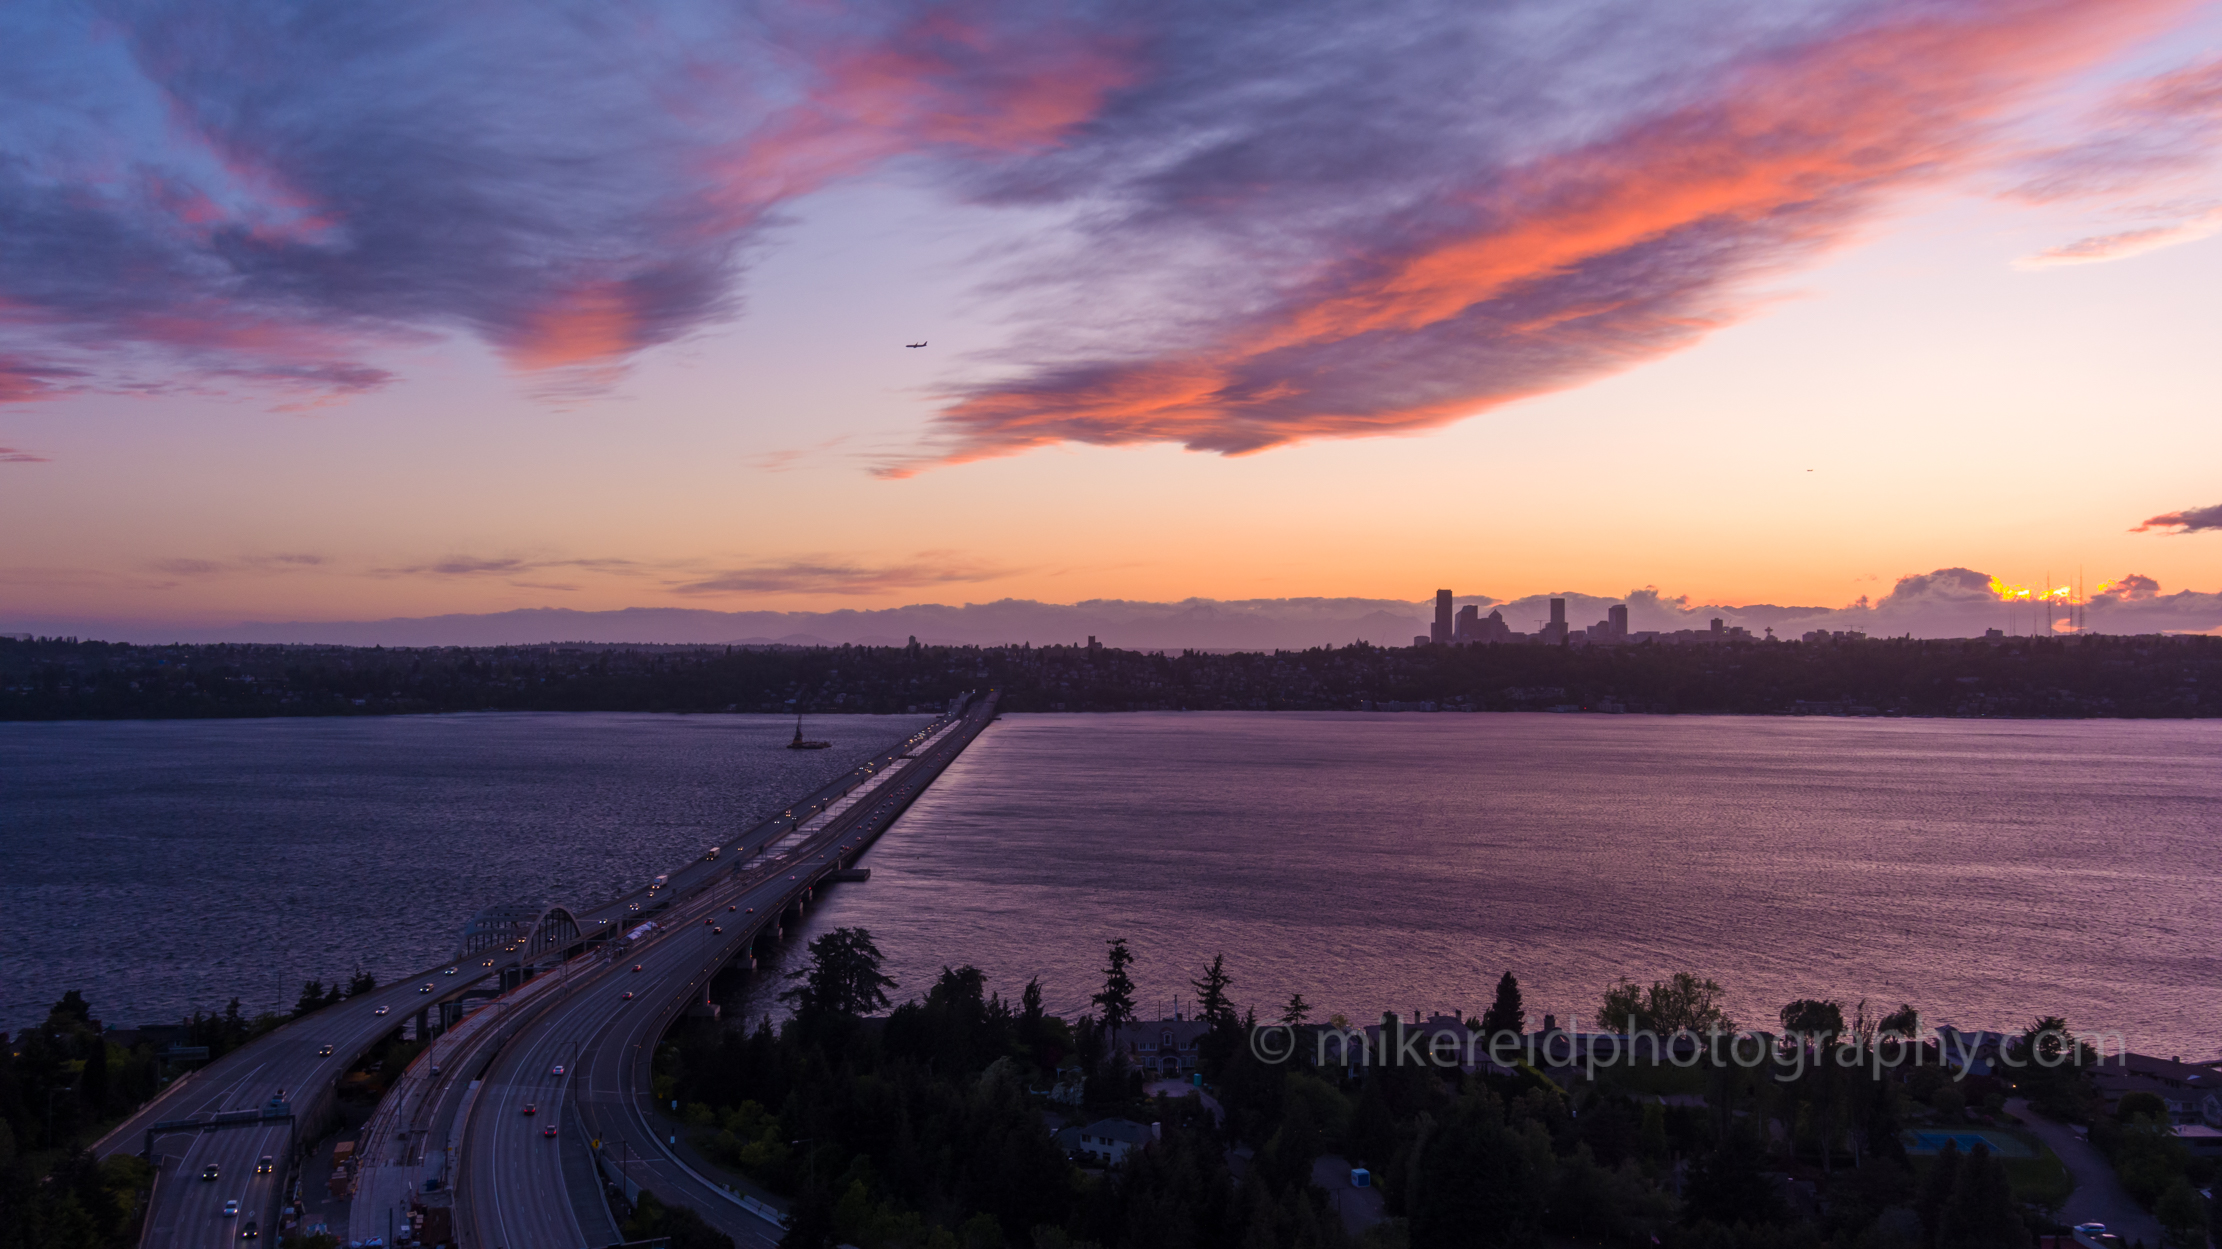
[
  {"xmin": 780, "ymin": 928, "xmax": 896, "ymax": 1019},
  {"xmin": 1683, "ymin": 1126, "xmax": 1784, "ymax": 1226},
  {"xmin": 1938, "ymin": 1142, "xmax": 2023, "ymax": 1249},
  {"xmin": 1914, "ymin": 1138, "xmax": 1960, "ymax": 1248},
  {"xmin": 1478, "ymin": 971, "xmax": 1524, "ymax": 1038},
  {"xmin": 1280, "ymin": 993, "xmax": 1311, "ymax": 1025},
  {"xmin": 1020, "ymin": 977, "xmax": 1045, "ymax": 1030},
  {"xmin": 1190, "ymin": 954, "xmax": 1235, "ymax": 1028},
  {"xmin": 79, "ymin": 1041, "xmax": 107, "ymax": 1118},
  {"xmin": 1091, "ymin": 938, "xmax": 1136, "ymax": 1036},
  {"xmin": 1408, "ymin": 1093, "xmax": 1546, "ymax": 1248},
  {"xmin": 293, "ymin": 980, "xmax": 328, "ymax": 1018}
]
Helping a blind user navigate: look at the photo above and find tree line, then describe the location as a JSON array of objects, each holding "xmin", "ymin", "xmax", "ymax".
[
  {"xmin": 642, "ymin": 936, "xmax": 2216, "ymax": 1249},
  {"xmin": 7, "ymin": 633, "xmax": 2218, "ymax": 720}
]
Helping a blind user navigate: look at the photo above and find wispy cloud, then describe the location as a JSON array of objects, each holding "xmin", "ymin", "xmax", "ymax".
[
  {"xmin": 0, "ymin": 3, "xmax": 1132, "ymax": 408},
  {"xmin": 143, "ymin": 552, "xmax": 329, "ymax": 581},
  {"xmin": 2016, "ymin": 212, "xmax": 2222, "ymax": 267},
  {"xmin": 882, "ymin": 0, "xmax": 2204, "ymax": 471},
  {"xmin": 2010, "ymin": 55, "xmax": 2222, "ymax": 267},
  {"xmin": 0, "ymin": 444, "xmax": 49, "ymax": 463},
  {"xmin": 373, "ymin": 555, "xmax": 652, "ymax": 579},
  {"xmin": 669, "ymin": 553, "xmax": 1017, "ymax": 596},
  {"xmin": 3, "ymin": 0, "xmax": 2213, "ymax": 465},
  {"xmin": 2012, "ymin": 56, "xmax": 2222, "ymax": 203},
  {"xmin": 2132, "ymin": 502, "xmax": 2222, "ymax": 533},
  {"xmin": 746, "ymin": 435, "xmax": 852, "ymax": 473}
]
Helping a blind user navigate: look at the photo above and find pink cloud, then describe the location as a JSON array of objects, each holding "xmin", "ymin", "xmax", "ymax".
[
  {"xmin": 2132, "ymin": 503, "xmax": 2222, "ymax": 533},
  {"xmin": 891, "ymin": 0, "xmax": 2203, "ymax": 472}
]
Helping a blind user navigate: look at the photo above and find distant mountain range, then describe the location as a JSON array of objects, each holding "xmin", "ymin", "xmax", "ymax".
[{"xmin": 15, "ymin": 569, "xmax": 2218, "ymax": 648}]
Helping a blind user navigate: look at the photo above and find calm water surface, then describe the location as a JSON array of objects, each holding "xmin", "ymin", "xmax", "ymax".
[
  {"xmin": 5, "ymin": 711, "xmax": 2218, "ymax": 1058},
  {"xmin": 756, "ymin": 713, "xmax": 2222, "ymax": 1059},
  {"xmin": 0, "ymin": 712, "xmax": 935, "ymax": 1033}
]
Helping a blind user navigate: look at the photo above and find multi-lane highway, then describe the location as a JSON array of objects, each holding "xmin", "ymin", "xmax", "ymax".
[
  {"xmin": 103, "ymin": 695, "xmax": 993, "ymax": 1247},
  {"xmin": 458, "ymin": 692, "xmax": 1001, "ymax": 1247},
  {"xmin": 110, "ymin": 968, "xmax": 493, "ymax": 1248}
]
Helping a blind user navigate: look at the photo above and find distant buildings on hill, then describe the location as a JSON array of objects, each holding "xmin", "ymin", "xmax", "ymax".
[{"xmin": 1416, "ymin": 589, "xmax": 1753, "ymax": 648}]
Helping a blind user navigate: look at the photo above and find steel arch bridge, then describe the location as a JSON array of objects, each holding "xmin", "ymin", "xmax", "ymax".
[{"xmin": 460, "ymin": 902, "xmax": 582, "ymax": 961}]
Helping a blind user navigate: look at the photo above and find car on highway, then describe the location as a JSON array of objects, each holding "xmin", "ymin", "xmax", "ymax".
[
  {"xmin": 632, "ymin": 964, "xmax": 643, "ymax": 972},
  {"xmin": 373, "ymin": 1005, "xmax": 389, "ymax": 1016},
  {"xmin": 419, "ymin": 983, "xmax": 433, "ymax": 994},
  {"xmin": 444, "ymin": 966, "xmax": 458, "ymax": 975},
  {"xmin": 628, "ymin": 902, "xmax": 641, "ymax": 912},
  {"xmin": 316, "ymin": 1044, "xmax": 334, "ymax": 1056},
  {"xmin": 703, "ymin": 917, "xmax": 713, "ymax": 926},
  {"xmin": 728, "ymin": 904, "xmax": 737, "ymax": 911},
  {"xmin": 523, "ymin": 1103, "xmax": 537, "ymax": 1116},
  {"xmin": 222, "ymin": 1199, "xmax": 240, "ymax": 1217},
  {"xmin": 256, "ymin": 1156, "xmax": 273, "ymax": 1174},
  {"xmin": 240, "ymin": 1221, "xmax": 259, "ymax": 1239},
  {"xmin": 712, "ymin": 926, "xmax": 722, "ymax": 934},
  {"xmin": 746, "ymin": 907, "xmax": 754, "ymax": 913},
  {"xmin": 542, "ymin": 1124, "xmax": 558, "ymax": 1137},
  {"xmin": 551, "ymin": 1064, "xmax": 565, "ymax": 1076},
  {"xmin": 621, "ymin": 991, "xmax": 634, "ymax": 1000},
  {"xmin": 201, "ymin": 1163, "xmax": 220, "ymax": 1181}
]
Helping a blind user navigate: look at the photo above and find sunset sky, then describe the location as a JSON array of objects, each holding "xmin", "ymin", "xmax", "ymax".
[{"xmin": 4, "ymin": 0, "xmax": 2221, "ymax": 638}]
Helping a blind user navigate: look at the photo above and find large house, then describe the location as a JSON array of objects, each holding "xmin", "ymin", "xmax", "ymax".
[
  {"xmin": 2091, "ymin": 1052, "xmax": 2222, "ymax": 1125},
  {"xmin": 1056, "ymin": 1118, "xmax": 1159, "ymax": 1167},
  {"xmin": 1109, "ymin": 1018, "xmax": 1213, "ymax": 1075}
]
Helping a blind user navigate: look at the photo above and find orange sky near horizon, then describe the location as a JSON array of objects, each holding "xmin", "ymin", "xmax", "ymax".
[{"xmin": 3, "ymin": 3, "xmax": 2220, "ymax": 634}]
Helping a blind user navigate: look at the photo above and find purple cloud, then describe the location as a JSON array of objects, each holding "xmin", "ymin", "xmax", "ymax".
[
  {"xmin": 2133, "ymin": 502, "xmax": 2222, "ymax": 533},
  {"xmin": 669, "ymin": 554, "xmax": 1018, "ymax": 597},
  {"xmin": 2, "ymin": 0, "xmax": 2211, "ymax": 469},
  {"xmin": 0, "ymin": 1, "xmax": 1132, "ymax": 407}
]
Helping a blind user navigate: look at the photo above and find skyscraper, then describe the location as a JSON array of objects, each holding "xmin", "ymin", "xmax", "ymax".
[
  {"xmin": 1608, "ymin": 604, "xmax": 1628, "ymax": 639},
  {"xmin": 1432, "ymin": 589, "xmax": 1453, "ymax": 644},
  {"xmin": 1542, "ymin": 597, "xmax": 1569, "ymax": 645}
]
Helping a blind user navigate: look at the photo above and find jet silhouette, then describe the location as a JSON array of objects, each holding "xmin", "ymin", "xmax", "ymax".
[{"xmin": 905, "ymin": 341, "xmax": 927, "ymax": 348}]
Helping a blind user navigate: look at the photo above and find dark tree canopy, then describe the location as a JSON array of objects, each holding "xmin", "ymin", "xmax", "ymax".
[
  {"xmin": 1479, "ymin": 970, "xmax": 1524, "ymax": 1037},
  {"xmin": 780, "ymin": 927, "xmax": 897, "ymax": 1020},
  {"xmin": 1092, "ymin": 937, "xmax": 1137, "ymax": 1035}
]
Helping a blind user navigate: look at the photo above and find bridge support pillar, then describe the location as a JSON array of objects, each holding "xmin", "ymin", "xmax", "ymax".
[{"xmin": 414, "ymin": 1007, "xmax": 429, "ymax": 1040}]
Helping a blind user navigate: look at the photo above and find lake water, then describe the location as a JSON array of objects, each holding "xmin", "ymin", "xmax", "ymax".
[
  {"xmin": 5, "ymin": 711, "xmax": 2218, "ymax": 1059},
  {"xmin": 0, "ymin": 713, "xmax": 935, "ymax": 1034},
  {"xmin": 751, "ymin": 713, "xmax": 2222, "ymax": 1060}
]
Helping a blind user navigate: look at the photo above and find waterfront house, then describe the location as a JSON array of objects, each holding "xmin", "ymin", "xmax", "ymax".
[
  {"xmin": 1111, "ymin": 1018, "xmax": 1212, "ymax": 1075},
  {"xmin": 2091, "ymin": 1052, "xmax": 2221, "ymax": 1123}
]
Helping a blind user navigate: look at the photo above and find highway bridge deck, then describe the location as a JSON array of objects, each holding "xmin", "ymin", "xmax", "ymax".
[{"xmin": 104, "ymin": 694, "xmax": 996, "ymax": 1247}]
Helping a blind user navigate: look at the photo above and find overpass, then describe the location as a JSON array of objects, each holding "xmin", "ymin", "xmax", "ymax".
[{"xmin": 103, "ymin": 694, "xmax": 997, "ymax": 1247}]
